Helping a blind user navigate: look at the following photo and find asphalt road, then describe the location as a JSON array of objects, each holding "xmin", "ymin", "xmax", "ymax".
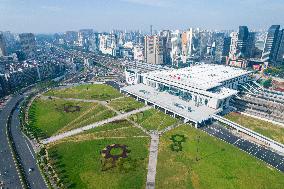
[
  {"xmin": 0, "ymin": 95, "xmax": 23, "ymax": 189},
  {"xmin": 11, "ymin": 105, "xmax": 48, "ymax": 189},
  {"xmin": 0, "ymin": 94, "xmax": 48, "ymax": 189},
  {"xmin": 201, "ymin": 122, "xmax": 284, "ymax": 172}
]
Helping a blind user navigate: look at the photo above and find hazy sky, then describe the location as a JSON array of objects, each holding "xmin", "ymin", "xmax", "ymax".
[{"xmin": 0, "ymin": 0, "xmax": 283, "ymax": 33}]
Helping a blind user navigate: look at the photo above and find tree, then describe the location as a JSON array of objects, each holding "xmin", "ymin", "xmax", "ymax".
[{"xmin": 263, "ymin": 78, "xmax": 272, "ymax": 88}]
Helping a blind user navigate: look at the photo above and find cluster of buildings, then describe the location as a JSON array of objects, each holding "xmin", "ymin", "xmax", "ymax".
[
  {"xmin": 0, "ymin": 32, "xmax": 69, "ymax": 97},
  {"xmin": 49, "ymin": 25, "xmax": 284, "ymax": 70}
]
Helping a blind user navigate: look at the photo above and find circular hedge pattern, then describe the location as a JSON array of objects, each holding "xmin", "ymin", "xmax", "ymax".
[{"xmin": 101, "ymin": 144, "xmax": 129, "ymax": 161}]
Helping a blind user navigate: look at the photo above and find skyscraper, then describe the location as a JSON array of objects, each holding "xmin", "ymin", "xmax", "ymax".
[
  {"xmin": 170, "ymin": 30, "xmax": 181, "ymax": 66},
  {"xmin": 246, "ymin": 32, "xmax": 257, "ymax": 58},
  {"xmin": 181, "ymin": 29, "xmax": 194, "ymax": 64},
  {"xmin": 222, "ymin": 36, "xmax": 231, "ymax": 58},
  {"xmin": 276, "ymin": 29, "xmax": 284, "ymax": 63},
  {"xmin": 236, "ymin": 26, "xmax": 249, "ymax": 58},
  {"xmin": 213, "ymin": 32, "xmax": 225, "ymax": 64},
  {"xmin": 144, "ymin": 35, "xmax": 164, "ymax": 65},
  {"xmin": 262, "ymin": 25, "xmax": 281, "ymax": 63},
  {"xmin": 229, "ymin": 32, "xmax": 238, "ymax": 60},
  {"xmin": 19, "ymin": 33, "xmax": 36, "ymax": 58},
  {"xmin": 0, "ymin": 34, "xmax": 7, "ymax": 57}
]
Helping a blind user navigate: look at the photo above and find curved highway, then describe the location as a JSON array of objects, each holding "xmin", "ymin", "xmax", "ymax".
[
  {"xmin": 0, "ymin": 94, "xmax": 48, "ymax": 189},
  {"xmin": 0, "ymin": 95, "xmax": 23, "ymax": 189}
]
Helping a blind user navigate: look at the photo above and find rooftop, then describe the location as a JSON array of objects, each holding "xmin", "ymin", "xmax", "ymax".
[
  {"xmin": 122, "ymin": 84, "xmax": 221, "ymax": 123},
  {"xmin": 144, "ymin": 64, "xmax": 251, "ymax": 91}
]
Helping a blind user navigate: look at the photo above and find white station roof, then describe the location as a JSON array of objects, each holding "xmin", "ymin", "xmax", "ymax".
[{"xmin": 144, "ymin": 64, "xmax": 251, "ymax": 91}]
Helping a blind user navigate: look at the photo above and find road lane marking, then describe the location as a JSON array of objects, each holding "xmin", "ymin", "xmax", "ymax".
[{"xmin": 25, "ymin": 140, "xmax": 35, "ymax": 159}]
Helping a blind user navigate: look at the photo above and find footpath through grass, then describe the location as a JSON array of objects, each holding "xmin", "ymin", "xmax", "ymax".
[
  {"xmin": 57, "ymin": 103, "xmax": 117, "ymax": 134},
  {"xmin": 47, "ymin": 120, "xmax": 150, "ymax": 189},
  {"xmin": 225, "ymin": 112, "xmax": 284, "ymax": 144},
  {"xmin": 28, "ymin": 98, "xmax": 95, "ymax": 138},
  {"xmin": 130, "ymin": 109, "xmax": 178, "ymax": 131},
  {"xmin": 156, "ymin": 125, "xmax": 284, "ymax": 189},
  {"xmin": 44, "ymin": 84, "xmax": 122, "ymax": 101}
]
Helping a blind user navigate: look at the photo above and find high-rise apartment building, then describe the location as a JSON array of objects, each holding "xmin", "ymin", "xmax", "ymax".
[
  {"xmin": 181, "ymin": 29, "xmax": 194, "ymax": 64},
  {"xmin": 19, "ymin": 33, "xmax": 36, "ymax": 58},
  {"xmin": 262, "ymin": 25, "xmax": 281, "ymax": 63},
  {"xmin": 0, "ymin": 34, "xmax": 7, "ymax": 57},
  {"xmin": 229, "ymin": 32, "xmax": 238, "ymax": 60},
  {"xmin": 99, "ymin": 34, "xmax": 117, "ymax": 56},
  {"xmin": 144, "ymin": 35, "xmax": 164, "ymax": 65},
  {"xmin": 170, "ymin": 30, "xmax": 181, "ymax": 66}
]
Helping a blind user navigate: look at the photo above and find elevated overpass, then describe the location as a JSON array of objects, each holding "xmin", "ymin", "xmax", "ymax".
[{"xmin": 212, "ymin": 114, "xmax": 284, "ymax": 154}]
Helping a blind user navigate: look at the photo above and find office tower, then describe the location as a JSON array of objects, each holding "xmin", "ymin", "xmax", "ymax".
[
  {"xmin": 144, "ymin": 35, "xmax": 164, "ymax": 65},
  {"xmin": 160, "ymin": 30, "xmax": 172, "ymax": 64},
  {"xmin": 262, "ymin": 25, "xmax": 281, "ymax": 63},
  {"xmin": 236, "ymin": 26, "xmax": 249, "ymax": 58},
  {"xmin": 198, "ymin": 31, "xmax": 213, "ymax": 58},
  {"xmin": 0, "ymin": 34, "xmax": 7, "ymax": 57},
  {"xmin": 246, "ymin": 32, "xmax": 257, "ymax": 58},
  {"xmin": 19, "ymin": 33, "xmax": 36, "ymax": 58},
  {"xmin": 276, "ymin": 29, "xmax": 284, "ymax": 63},
  {"xmin": 222, "ymin": 36, "xmax": 231, "ymax": 58},
  {"xmin": 181, "ymin": 29, "xmax": 194, "ymax": 64},
  {"xmin": 213, "ymin": 33, "xmax": 225, "ymax": 64}
]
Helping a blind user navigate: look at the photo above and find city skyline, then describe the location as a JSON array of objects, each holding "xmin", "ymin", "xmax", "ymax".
[{"xmin": 1, "ymin": 0, "xmax": 284, "ymax": 33}]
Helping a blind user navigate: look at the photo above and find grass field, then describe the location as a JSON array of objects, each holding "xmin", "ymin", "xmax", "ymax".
[
  {"xmin": 130, "ymin": 109, "xmax": 178, "ymax": 131},
  {"xmin": 47, "ymin": 120, "xmax": 150, "ymax": 189},
  {"xmin": 28, "ymin": 98, "xmax": 96, "ymax": 138},
  {"xmin": 44, "ymin": 84, "xmax": 122, "ymax": 101},
  {"xmin": 57, "ymin": 104, "xmax": 117, "ymax": 134},
  {"xmin": 108, "ymin": 97, "xmax": 145, "ymax": 113},
  {"xmin": 224, "ymin": 112, "xmax": 284, "ymax": 144},
  {"xmin": 156, "ymin": 125, "xmax": 284, "ymax": 189}
]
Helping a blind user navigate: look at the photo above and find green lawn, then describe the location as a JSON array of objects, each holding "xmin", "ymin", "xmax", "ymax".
[
  {"xmin": 224, "ymin": 112, "xmax": 284, "ymax": 144},
  {"xmin": 44, "ymin": 84, "xmax": 122, "ymax": 101},
  {"xmin": 47, "ymin": 121, "xmax": 150, "ymax": 189},
  {"xmin": 156, "ymin": 125, "xmax": 284, "ymax": 189},
  {"xmin": 28, "ymin": 98, "xmax": 95, "ymax": 138},
  {"xmin": 108, "ymin": 97, "xmax": 145, "ymax": 113},
  {"xmin": 57, "ymin": 104, "xmax": 117, "ymax": 134},
  {"xmin": 130, "ymin": 109, "xmax": 178, "ymax": 131}
]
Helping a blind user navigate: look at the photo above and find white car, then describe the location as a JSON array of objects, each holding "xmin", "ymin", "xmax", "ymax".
[{"xmin": 28, "ymin": 168, "xmax": 33, "ymax": 173}]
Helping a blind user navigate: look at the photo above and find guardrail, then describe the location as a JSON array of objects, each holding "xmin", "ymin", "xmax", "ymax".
[{"xmin": 212, "ymin": 114, "xmax": 284, "ymax": 154}]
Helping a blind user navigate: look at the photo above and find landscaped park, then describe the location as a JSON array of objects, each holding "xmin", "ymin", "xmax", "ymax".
[{"xmin": 25, "ymin": 84, "xmax": 284, "ymax": 189}]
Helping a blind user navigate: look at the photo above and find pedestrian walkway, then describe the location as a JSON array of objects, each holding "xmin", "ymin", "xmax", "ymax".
[
  {"xmin": 146, "ymin": 133, "xmax": 160, "ymax": 189},
  {"xmin": 42, "ymin": 106, "xmax": 151, "ymax": 144}
]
